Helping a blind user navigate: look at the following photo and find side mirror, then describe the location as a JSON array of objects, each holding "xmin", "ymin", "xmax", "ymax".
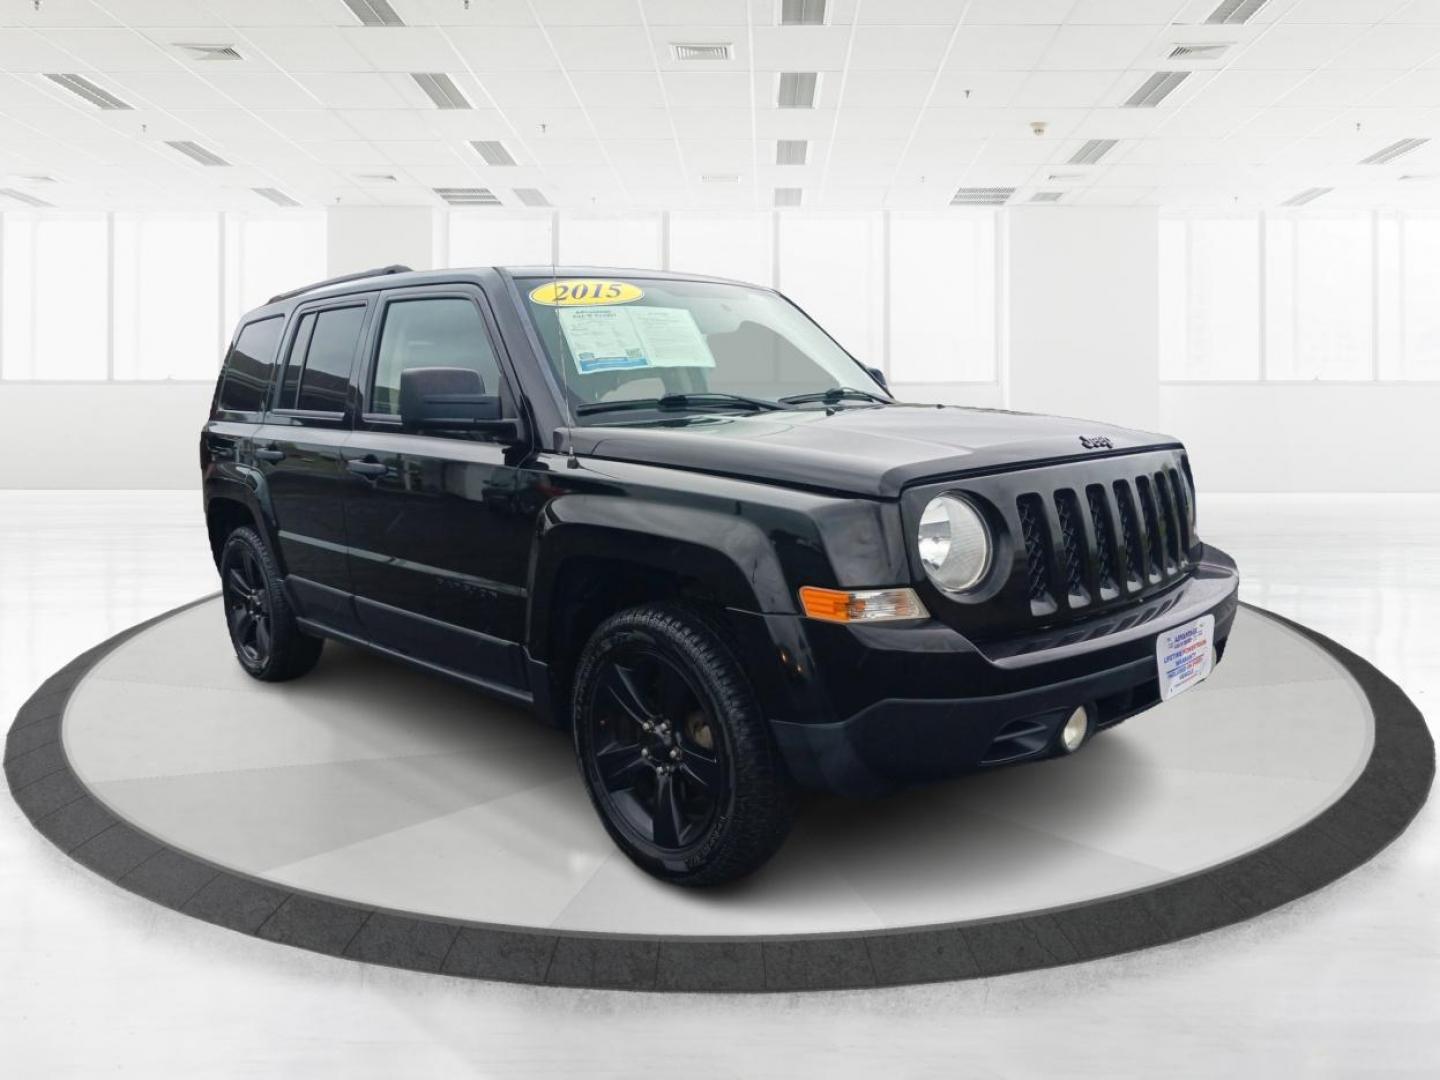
[
  {"xmin": 867, "ymin": 366, "xmax": 890, "ymax": 393},
  {"xmin": 398, "ymin": 367, "xmax": 521, "ymax": 441}
]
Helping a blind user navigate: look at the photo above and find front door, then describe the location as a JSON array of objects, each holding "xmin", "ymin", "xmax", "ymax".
[
  {"xmin": 254, "ymin": 295, "xmax": 373, "ymax": 636},
  {"xmin": 341, "ymin": 286, "xmax": 534, "ymax": 697}
]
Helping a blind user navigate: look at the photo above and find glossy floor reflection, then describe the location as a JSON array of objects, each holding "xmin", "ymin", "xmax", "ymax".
[
  {"xmin": 3, "ymin": 492, "xmax": 1437, "ymax": 1077},
  {"xmin": 62, "ymin": 600, "xmax": 1371, "ymax": 935}
]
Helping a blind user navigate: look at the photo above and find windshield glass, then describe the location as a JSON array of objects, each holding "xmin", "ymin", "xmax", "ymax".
[{"xmin": 517, "ymin": 275, "xmax": 888, "ymax": 424}]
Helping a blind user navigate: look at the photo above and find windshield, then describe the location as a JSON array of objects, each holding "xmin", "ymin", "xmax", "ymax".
[{"xmin": 518, "ymin": 275, "xmax": 889, "ymax": 424}]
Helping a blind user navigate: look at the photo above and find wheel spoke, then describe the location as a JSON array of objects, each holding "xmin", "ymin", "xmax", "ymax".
[
  {"xmin": 230, "ymin": 607, "xmax": 255, "ymax": 646},
  {"xmin": 593, "ymin": 741, "xmax": 646, "ymax": 792},
  {"xmin": 225, "ymin": 568, "xmax": 248, "ymax": 596},
  {"xmin": 603, "ymin": 663, "xmax": 657, "ymax": 727},
  {"xmin": 651, "ymin": 769, "xmax": 685, "ymax": 848},
  {"xmin": 678, "ymin": 748, "xmax": 722, "ymax": 794},
  {"xmin": 253, "ymin": 616, "xmax": 272, "ymax": 659}
]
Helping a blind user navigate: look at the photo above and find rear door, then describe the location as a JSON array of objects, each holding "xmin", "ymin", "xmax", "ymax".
[
  {"xmin": 252, "ymin": 293, "xmax": 374, "ymax": 635},
  {"xmin": 342, "ymin": 284, "xmax": 533, "ymax": 697},
  {"xmin": 206, "ymin": 314, "xmax": 286, "ymax": 469}
]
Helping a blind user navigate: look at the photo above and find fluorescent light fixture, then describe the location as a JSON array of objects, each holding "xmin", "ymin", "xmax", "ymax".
[
  {"xmin": 950, "ymin": 187, "xmax": 1014, "ymax": 206},
  {"xmin": 434, "ymin": 187, "xmax": 500, "ymax": 206},
  {"xmin": 1282, "ymin": 186, "xmax": 1332, "ymax": 207},
  {"xmin": 1169, "ymin": 43, "xmax": 1230, "ymax": 60},
  {"xmin": 1069, "ymin": 139, "xmax": 1118, "ymax": 165},
  {"xmin": 774, "ymin": 187, "xmax": 803, "ymax": 207},
  {"xmin": 1206, "ymin": 0, "xmax": 1270, "ymax": 24},
  {"xmin": 411, "ymin": 73, "xmax": 470, "ymax": 110},
  {"xmin": 514, "ymin": 188, "xmax": 550, "ymax": 207},
  {"xmin": 43, "ymin": 73, "xmax": 131, "ymax": 110},
  {"xmin": 1124, "ymin": 71, "xmax": 1189, "ymax": 107},
  {"xmin": 252, "ymin": 187, "xmax": 300, "ymax": 207},
  {"xmin": 776, "ymin": 139, "xmax": 808, "ymax": 165},
  {"xmin": 175, "ymin": 43, "xmax": 243, "ymax": 61},
  {"xmin": 471, "ymin": 140, "xmax": 517, "ymax": 166},
  {"xmin": 0, "ymin": 187, "xmax": 52, "ymax": 207},
  {"xmin": 166, "ymin": 140, "xmax": 230, "ymax": 166},
  {"xmin": 701, "ymin": 173, "xmax": 741, "ymax": 183},
  {"xmin": 672, "ymin": 43, "xmax": 733, "ymax": 61},
  {"xmin": 1030, "ymin": 191, "xmax": 1064, "ymax": 203},
  {"xmin": 1359, "ymin": 138, "xmax": 1429, "ymax": 165},
  {"xmin": 778, "ymin": 72, "xmax": 818, "ymax": 109},
  {"xmin": 781, "ymin": 0, "xmax": 827, "ymax": 25},
  {"xmin": 343, "ymin": 0, "xmax": 404, "ymax": 26},
  {"xmin": 353, "ymin": 172, "xmax": 398, "ymax": 183}
]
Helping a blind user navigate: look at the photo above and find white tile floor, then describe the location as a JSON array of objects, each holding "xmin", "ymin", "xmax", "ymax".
[
  {"xmin": 61, "ymin": 600, "xmax": 1370, "ymax": 934},
  {"xmin": 2, "ymin": 492, "xmax": 1438, "ymax": 1077}
]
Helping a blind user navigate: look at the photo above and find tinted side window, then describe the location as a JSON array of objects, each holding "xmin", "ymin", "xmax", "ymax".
[
  {"xmin": 370, "ymin": 298, "xmax": 502, "ymax": 415},
  {"xmin": 275, "ymin": 311, "xmax": 316, "ymax": 409},
  {"xmin": 217, "ymin": 316, "xmax": 284, "ymax": 414},
  {"xmin": 294, "ymin": 306, "xmax": 365, "ymax": 413}
]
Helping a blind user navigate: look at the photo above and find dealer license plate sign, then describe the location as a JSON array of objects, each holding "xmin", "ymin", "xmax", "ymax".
[{"xmin": 1156, "ymin": 614, "xmax": 1215, "ymax": 701}]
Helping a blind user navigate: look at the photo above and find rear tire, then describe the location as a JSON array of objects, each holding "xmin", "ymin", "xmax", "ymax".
[
  {"xmin": 571, "ymin": 603, "xmax": 795, "ymax": 886},
  {"xmin": 219, "ymin": 526, "xmax": 323, "ymax": 682}
]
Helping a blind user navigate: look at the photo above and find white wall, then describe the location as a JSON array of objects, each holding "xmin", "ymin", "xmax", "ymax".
[
  {"xmin": 1006, "ymin": 206, "xmax": 1160, "ymax": 433},
  {"xmin": 326, "ymin": 206, "xmax": 440, "ymax": 276}
]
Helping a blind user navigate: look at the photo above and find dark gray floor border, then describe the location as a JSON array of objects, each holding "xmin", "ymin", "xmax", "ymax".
[{"xmin": 5, "ymin": 597, "xmax": 1433, "ymax": 993}]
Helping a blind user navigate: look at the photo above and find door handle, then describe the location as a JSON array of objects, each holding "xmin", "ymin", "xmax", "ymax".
[
  {"xmin": 346, "ymin": 459, "xmax": 388, "ymax": 477},
  {"xmin": 254, "ymin": 446, "xmax": 285, "ymax": 462}
]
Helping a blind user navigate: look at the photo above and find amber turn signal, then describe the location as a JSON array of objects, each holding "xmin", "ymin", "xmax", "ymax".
[{"xmin": 798, "ymin": 586, "xmax": 929, "ymax": 624}]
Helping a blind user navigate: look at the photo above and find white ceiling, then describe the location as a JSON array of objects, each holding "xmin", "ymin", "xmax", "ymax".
[{"xmin": 7, "ymin": 0, "xmax": 1440, "ymax": 212}]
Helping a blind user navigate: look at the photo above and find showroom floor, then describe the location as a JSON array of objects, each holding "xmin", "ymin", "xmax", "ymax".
[{"xmin": 2, "ymin": 492, "xmax": 1437, "ymax": 1076}]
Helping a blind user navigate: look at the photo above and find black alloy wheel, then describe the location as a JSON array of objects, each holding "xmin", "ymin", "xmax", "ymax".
[
  {"xmin": 218, "ymin": 526, "xmax": 323, "ymax": 682},
  {"xmin": 572, "ymin": 603, "xmax": 795, "ymax": 886}
]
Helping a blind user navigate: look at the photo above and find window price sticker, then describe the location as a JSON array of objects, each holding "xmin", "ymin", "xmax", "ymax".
[{"xmin": 1156, "ymin": 614, "xmax": 1215, "ymax": 701}]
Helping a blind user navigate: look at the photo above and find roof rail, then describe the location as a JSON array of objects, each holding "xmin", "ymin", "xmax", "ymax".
[{"xmin": 267, "ymin": 264, "xmax": 413, "ymax": 304}]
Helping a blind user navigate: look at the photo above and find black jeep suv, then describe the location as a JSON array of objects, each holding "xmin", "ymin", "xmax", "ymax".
[{"xmin": 202, "ymin": 265, "xmax": 1239, "ymax": 885}]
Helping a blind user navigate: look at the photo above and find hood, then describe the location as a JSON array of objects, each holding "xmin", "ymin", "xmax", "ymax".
[{"xmin": 570, "ymin": 404, "xmax": 1179, "ymax": 498}]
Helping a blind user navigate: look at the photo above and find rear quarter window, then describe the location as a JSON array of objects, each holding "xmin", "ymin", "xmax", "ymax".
[{"xmin": 217, "ymin": 316, "xmax": 285, "ymax": 415}]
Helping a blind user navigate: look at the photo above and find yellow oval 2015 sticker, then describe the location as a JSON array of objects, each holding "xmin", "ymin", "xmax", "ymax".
[{"xmin": 529, "ymin": 279, "xmax": 643, "ymax": 307}]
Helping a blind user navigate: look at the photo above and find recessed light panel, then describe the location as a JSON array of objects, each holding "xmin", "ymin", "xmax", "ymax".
[
  {"xmin": 343, "ymin": 0, "xmax": 404, "ymax": 26},
  {"xmin": 1359, "ymin": 138, "xmax": 1429, "ymax": 165},
  {"xmin": 471, "ymin": 140, "xmax": 517, "ymax": 166},
  {"xmin": 434, "ymin": 187, "xmax": 500, "ymax": 206},
  {"xmin": 776, "ymin": 139, "xmax": 808, "ymax": 165},
  {"xmin": 781, "ymin": 0, "xmax": 827, "ymax": 25},
  {"xmin": 514, "ymin": 188, "xmax": 551, "ymax": 207},
  {"xmin": 774, "ymin": 187, "xmax": 803, "ymax": 207},
  {"xmin": 0, "ymin": 187, "xmax": 52, "ymax": 207},
  {"xmin": 1206, "ymin": 0, "xmax": 1270, "ymax": 25},
  {"xmin": 1282, "ymin": 186, "xmax": 1332, "ymax": 207},
  {"xmin": 253, "ymin": 187, "xmax": 300, "ymax": 207},
  {"xmin": 1124, "ymin": 71, "xmax": 1189, "ymax": 108},
  {"xmin": 43, "ymin": 73, "xmax": 131, "ymax": 110},
  {"xmin": 778, "ymin": 72, "xmax": 818, "ymax": 109},
  {"xmin": 1069, "ymin": 139, "xmax": 1118, "ymax": 165},
  {"xmin": 951, "ymin": 187, "xmax": 1014, "ymax": 206},
  {"xmin": 411, "ymin": 73, "xmax": 470, "ymax": 110},
  {"xmin": 166, "ymin": 140, "xmax": 230, "ymax": 167}
]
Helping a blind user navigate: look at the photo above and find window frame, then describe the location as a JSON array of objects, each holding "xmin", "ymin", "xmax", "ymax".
[{"xmin": 265, "ymin": 294, "xmax": 375, "ymax": 427}]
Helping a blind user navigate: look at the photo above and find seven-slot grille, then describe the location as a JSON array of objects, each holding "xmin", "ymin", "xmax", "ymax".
[{"xmin": 1016, "ymin": 468, "xmax": 1194, "ymax": 619}]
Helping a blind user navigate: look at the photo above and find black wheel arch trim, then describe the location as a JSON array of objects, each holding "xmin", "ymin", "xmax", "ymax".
[{"xmin": 5, "ymin": 598, "xmax": 1432, "ymax": 993}]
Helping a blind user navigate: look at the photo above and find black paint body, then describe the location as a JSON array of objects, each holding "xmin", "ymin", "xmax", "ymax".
[{"xmin": 202, "ymin": 266, "xmax": 1239, "ymax": 796}]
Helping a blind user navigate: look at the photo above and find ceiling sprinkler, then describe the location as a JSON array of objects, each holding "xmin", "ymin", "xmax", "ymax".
[{"xmin": 1031, "ymin": 121, "xmax": 1047, "ymax": 137}]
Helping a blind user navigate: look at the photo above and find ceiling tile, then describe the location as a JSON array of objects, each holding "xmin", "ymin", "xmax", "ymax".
[
  {"xmin": 846, "ymin": 26, "xmax": 952, "ymax": 70},
  {"xmin": 336, "ymin": 27, "xmax": 461, "ymax": 72},
  {"xmin": 1011, "ymin": 70, "xmax": 1124, "ymax": 108},
  {"xmin": 569, "ymin": 71, "xmax": 666, "ymax": 108},
  {"xmin": 447, "ymin": 26, "xmax": 559, "ymax": 70},
  {"xmin": 947, "ymin": 26, "xmax": 1057, "ymax": 71},
  {"xmin": 545, "ymin": 26, "xmax": 655, "ymax": 71}
]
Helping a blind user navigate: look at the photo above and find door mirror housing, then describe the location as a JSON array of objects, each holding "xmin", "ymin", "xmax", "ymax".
[
  {"xmin": 397, "ymin": 367, "xmax": 522, "ymax": 441},
  {"xmin": 867, "ymin": 366, "xmax": 889, "ymax": 393}
]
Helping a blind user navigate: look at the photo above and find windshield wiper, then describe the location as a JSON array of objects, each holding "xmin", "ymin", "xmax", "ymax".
[
  {"xmin": 778, "ymin": 386, "xmax": 890, "ymax": 407},
  {"xmin": 576, "ymin": 392, "xmax": 783, "ymax": 417}
]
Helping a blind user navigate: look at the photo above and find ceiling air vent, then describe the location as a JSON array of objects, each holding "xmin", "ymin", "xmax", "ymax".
[
  {"xmin": 0, "ymin": 187, "xmax": 52, "ymax": 207},
  {"xmin": 166, "ymin": 140, "xmax": 230, "ymax": 166},
  {"xmin": 672, "ymin": 43, "xmax": 733, "ymax": 61},
  {"xmin": 253, "ymin": 187, "xmax": 300, "ymax": 207},
  {"xmin": 1124, "ymin": 71, "xmax": 1189, "ymax": 107},
  {"xmin": 781, "ymin": 0, "xmax": 827, "ymax": 25},
  {"xmin": 1282, "ymin": 187, "xmax": 1332, "ymax": 207},
  {"xmin": 354, "ymin": 172, "xmax": 398, "ymax": 183},
  {"xmin": 471, "ymin": 140, "xmax": 516, "ymax": 166},
  {"xmin": 701, "ymin": 173, "xmax": 741, "ymax": 183},
  {"xmin": 776, "ymin": 139, "xmax": 808, "ymax": 165},
  {"xmin": 774, "ymin": 187, "xmax": 803, "ymax": 208},
  {"xmin": 1359, "ymin": 138, "xmax": 1429, "ymax": 165},
  {"xmin": 175, "ymin": 43, "xmax": 243, "ymax": 61},
  {"xmin": 43, "ymin": 73, "xmax": 131, "ymax": 110},
  {"xmin": 514, "ymin": 188, "xmax": 551, "ymax": 207},
  {"xmin": 1206, "ymin": 0, "xmax": 1270, "ymax": 25},
  {"xmin": 434, "ymin": 187, "xmax": 500, "ymax": 206},
  {"xmin": 1030, "ymin": 191, "xmax": 1064, "ymax": 203},
  {"xmin": 950, "ymin": 187, "xmax": 1014, "ymax": 206},
  {"xmin": 1069, "ymin": 139, "xmax": 1118, "ymax": 165},
  {"xmin": 778, "ymin": 72, "xmax": 818, "ymax": 109},
  {"xmin": 1169, "ymin": 43, "xmax": 1229, "ymax": 60},
  {"xmin": 411, "ymin": 73, "xmax": 470, "ymax": 110},
  {"xmin": 342, "ymin": 0, "xmax": 404, "ymax": 26}
]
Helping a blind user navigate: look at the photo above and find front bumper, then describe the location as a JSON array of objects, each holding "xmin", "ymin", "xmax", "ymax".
[{"xmin": 762, "ymin": 544, "xmax": 1239, "ymax": 796}]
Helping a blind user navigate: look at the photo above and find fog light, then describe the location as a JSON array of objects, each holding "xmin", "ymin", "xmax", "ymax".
[{"xmin": 1060, "ymin": 706, "xmax": 1090, "ymax": 753}]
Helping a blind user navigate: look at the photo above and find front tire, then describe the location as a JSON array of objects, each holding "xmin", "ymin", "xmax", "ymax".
[
  {"xmin": 571, "ymin": 603, "xmax": 795, "ymax": 886},
  {"xmin": 219, "ymin": 526, "xmax": 323, "ymax": 682}
]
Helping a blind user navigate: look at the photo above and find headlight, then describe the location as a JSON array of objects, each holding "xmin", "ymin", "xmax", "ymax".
[{"xmin": 918, "ymin": 494, "xmax": 991, "ymax": 593}]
